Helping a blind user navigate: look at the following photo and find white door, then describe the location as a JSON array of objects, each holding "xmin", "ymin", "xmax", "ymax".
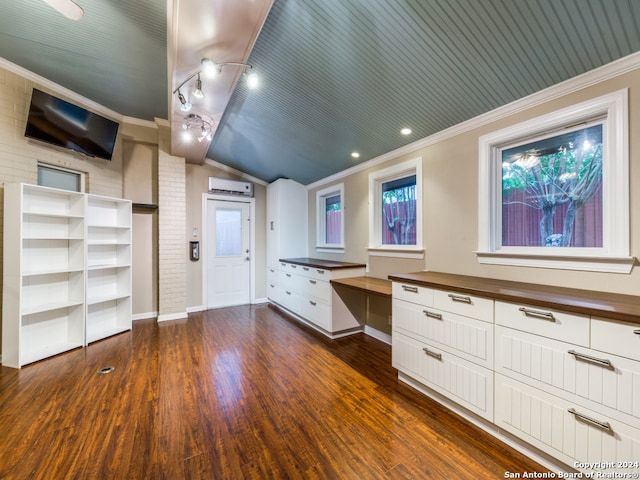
[{"xmin": 206, "ymin": 199, "xmax": 251, "ymax": 308}]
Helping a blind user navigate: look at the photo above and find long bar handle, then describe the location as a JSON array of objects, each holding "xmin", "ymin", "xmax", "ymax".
[
  {"xmin": 402, "ymin": 285, "xmax": 418, "ymax": 293},
  {"xmin": 422, "ymin": 347, "xmax": 442, "ymax": 361},
  {"xmin": 567, "ymin": 408, "xmax": 612, "ymax": 432},
  {"xmin": 518, "ymin": 307, "xmax": 555, "ymax": 321},
  {"xmin": 448, "ymin": 293, "xmax": 471, "ymax": 304},
  {"xmin": 423, "ymin": 309, "xmax": 443, "ymax": 320},
  {"xmin": 567, "ymin": 350, "xmax": 613, "ymax": 369},
  {"xmin": 309, "ymin": 280, "xmax": 317, "ymax": 284}
]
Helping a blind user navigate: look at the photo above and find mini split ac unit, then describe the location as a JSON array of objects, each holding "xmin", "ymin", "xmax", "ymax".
[{"xmin": 208, "ymin": 177, "xmax": 254, "ymax": 197}]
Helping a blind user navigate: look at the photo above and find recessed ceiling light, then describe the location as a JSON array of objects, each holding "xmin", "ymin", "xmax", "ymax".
[
  {"xmin": 401, "ymin": 128, "xmax": 412, "ymax": 135},
  {"xmin": 351, "ymin": 152, "xmax": 360, "ymax": 159}
]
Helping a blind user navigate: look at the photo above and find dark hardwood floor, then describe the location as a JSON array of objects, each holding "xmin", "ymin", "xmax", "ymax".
[{"xmin": 0, "ymin": 304, "xmax": 546, "ymax": 479}]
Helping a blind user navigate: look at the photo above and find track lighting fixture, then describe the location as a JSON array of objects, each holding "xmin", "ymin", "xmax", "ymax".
[
  {"xmin": 172, "ymin": 58, "xmax": 258, "ymax": 113},
  {"xmin": 177, "ymin": 90, "xmax": 192, "ymax": 112},
  {"xmin": 181, "ymin": 113, "xmax": 213, "ymax": 143}
]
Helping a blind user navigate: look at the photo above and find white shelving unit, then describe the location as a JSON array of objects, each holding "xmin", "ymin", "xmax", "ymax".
[
  {"xmin": 2, "ymin": 184, "xmax": 133, "ymax": 368},
  {"xmin": 3, "ymin": 183, "xmax": 86, "ymax": 368},
  {"xmin": 85, "ymin": 194, "xmax": 132, "ymax": 344}
]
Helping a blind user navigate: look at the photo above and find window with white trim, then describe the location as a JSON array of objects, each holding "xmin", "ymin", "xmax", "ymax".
[
  {"xmin": 369, "ymin": 157, "xmax": 423, "ymax": 257},
  {"xmin": 37, "ymin": 163, "xmax": 84, "ymax": 192},
  {"xmin": 316, "ymin": 183, "xmax": 344, "ymax": 252},
  {"xmin": 477, "ymin": 89, "xmax": 632, "ymax": 273}
]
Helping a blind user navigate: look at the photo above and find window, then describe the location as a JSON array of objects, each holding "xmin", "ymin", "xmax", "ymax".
[
  {"xmin": 369, "ymin": 157, "xmax": 423, "ymax": 257},
  {"xmin": 477, "ymin": 89, "xmax": 631, "ymax": 273},
  {"xmin": 37, "ymin": 163, "xmax": 84, "ymax": 192},
  {"xmin": 316, "ymin": 183, "xmax": 344, "ymax": 252}
]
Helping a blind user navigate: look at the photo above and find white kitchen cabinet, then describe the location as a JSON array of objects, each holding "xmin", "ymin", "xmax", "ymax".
[
  {"xmin": 390, "ymin": 271, "xmax": 640, "ymax": 476},
  {"xmin": 274, "ymin": 259, "xmax": 365, "ymax": 337}
]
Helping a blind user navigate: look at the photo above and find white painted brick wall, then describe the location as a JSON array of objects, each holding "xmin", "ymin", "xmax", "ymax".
[{"xmin": 157, "ymin": 141, "xmax": 187, "ymax": 320}]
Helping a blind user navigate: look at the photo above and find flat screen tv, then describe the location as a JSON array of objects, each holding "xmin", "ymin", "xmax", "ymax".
[{"xmin": 25, "ymin": 88, "xmax": 119, "ymax": 160}]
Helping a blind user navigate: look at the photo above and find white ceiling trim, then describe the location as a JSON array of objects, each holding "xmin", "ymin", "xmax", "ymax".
[{"xmin": 306, "ymin": 50, "xmax": 640, "ymax": 191}]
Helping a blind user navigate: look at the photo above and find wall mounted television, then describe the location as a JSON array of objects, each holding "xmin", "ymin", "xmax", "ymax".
[{"xmin": 25, "ymin": 88, "xmax": 119, "ymax": 161}]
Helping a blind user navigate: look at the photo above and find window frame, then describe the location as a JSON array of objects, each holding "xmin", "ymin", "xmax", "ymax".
[
  {"xmin": 37, "ymin": 162, "xmax": 85, "ymax": 192},
  {"xmin": 477, "ymin": 89, "xmax": 632, "ymax": 273},
  {"xmin": 316, "ymin": 183, "xmax": 345, "ymax": 253},
  {"xmin": 368, "ymin": 157, "xmax": 423, "ymax": 258}
]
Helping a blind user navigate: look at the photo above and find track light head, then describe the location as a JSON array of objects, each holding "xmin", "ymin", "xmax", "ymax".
[
  {"xmin": 177, "ymin": 90, "xmax": 192, "ymax": 112},
  {"xmin": 193, "ymin": 74, "xmax": 204, "ymax": 99}
]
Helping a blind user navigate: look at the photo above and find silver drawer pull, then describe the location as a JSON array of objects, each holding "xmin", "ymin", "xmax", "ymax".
[
  {"xmin": 280, "ymin": 262, "xmax": 286, "ymax": 266},
  {"xmin": 316, "ymin": 269, "xmax": 325, "ymax": 274},
  {"xmin": 448, "ymin": 293, "xmax": 471, "ymax": 304},
  {"xmin": 269, "ymin": 269, "xmax": 275, "ymax": 273},
  {"xmin": 291, "ymin": 265, "xmax": 297, "ymax": 268},
  {"xmin": 423, "ymin": 309, "xmax": 442, "ymax": 320},
  {"xmin": 422, "ymin": 347, "xmax": 442, "ymax": 361},
  {"xmin": 567, "ymin": 408, "xmax": 612, "ymax": 432},
  {"xmin": 309, "ymin": 300, "xmax": 317, "ymax": 306},
  {"xmin": 634, "ymin": 329, "xmax": 640, "ymax": 335},
  {"xmin": 309, "ymin": 280, "xmax": 316, "ymax": 284},
  {"xmin": 270, "ymin": 284, "xmax": 275, "ymax": 288},
  {"xmin": 286, "ymin": 273, "xmax": 292, "ymax": 277},
  {"xmin": 303, "ymin": 267, "xmax": 309, "ymax": 271},
  {"xmin": 402, "ymin": 285, "xmax": 418, "ymax": 293},
  {"xmin": 518, "ymin": 307, "xmax": 555, "ymax": 321},
  {"xmin": 568, "ymin": 350, "xmax": 613, "ymax": 369},
  {"xmin": 285, "ymin": 291, "xmax": 291, "ymax": 295}
]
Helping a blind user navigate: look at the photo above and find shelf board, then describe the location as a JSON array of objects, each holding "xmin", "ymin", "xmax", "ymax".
[
  {"xmin": 87, "ymin": 264, "xmax": 131, "ymax": 271},
  {"xmin": 22, "ymin": 299, "xmax": 85, "ymax": 316},
  {"xmin": 22, "ymin": 268, "xmax": 85, "ymax": 277},
  {"xmin": 86, "ymin": 326, "xmax": 131, "ymax": 344},
  {"xmin": 21, "ymin": 341, "xmax": 84, "ymax": 366},
  {"xmin": 132, "ymin": 203, "xmax": 158, "ymax": 210},
  {"xmin": 86, "ymin": 293, "xmax": 131, "ymax": 305}
]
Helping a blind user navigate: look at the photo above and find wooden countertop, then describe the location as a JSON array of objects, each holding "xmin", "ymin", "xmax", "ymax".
[
  {"xmin": 279, "ymin": 258, "xmax": 366, "ymax": 270},
  {"xmin": 388, "ymin": 271, "xmax": 640, "ymax": 325},
  {"xmin": 330, "ymin": 276, "xmax": 392, "ymax": 297}
]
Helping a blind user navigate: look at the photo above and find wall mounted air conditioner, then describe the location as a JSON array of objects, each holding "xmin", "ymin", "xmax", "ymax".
[{"xmin": 208, "ymin": 177, "xmax": 254, "ymax": 197}]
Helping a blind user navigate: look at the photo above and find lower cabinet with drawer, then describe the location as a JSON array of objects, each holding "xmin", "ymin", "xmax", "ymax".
[
  {"xmin": 390, "ymin": 272, "xmax": 640, "ymax": 476},
  {"xmin": 269, "ymin": 259, "xmax": 365, "ymax": 337},
  {"xmin": 392, "ymin": 282, "xmax": 495, "ymax": 421}
]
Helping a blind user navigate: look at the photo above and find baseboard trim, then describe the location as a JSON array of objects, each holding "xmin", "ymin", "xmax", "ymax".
[
  {"xmin": 132, "ymin": 312, "xmax": 157, "ymax": 321},
  {"xmin": 157, "ymin": 311, "xmax": 188, "ymax": 322},
  {"xmin": 364, "ymin": 325, "xmax": 392, "ymax": 345}
]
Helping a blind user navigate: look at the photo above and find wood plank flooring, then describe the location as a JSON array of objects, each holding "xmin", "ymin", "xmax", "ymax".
[{"xmin": 0, "ymin": 304, "xmax": 548, "ymax": 479}]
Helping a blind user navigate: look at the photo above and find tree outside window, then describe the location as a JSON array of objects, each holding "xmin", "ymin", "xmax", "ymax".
[
  {"xmin": 382, "ymin": 175, "xmax": 416, "ymax": 245},
  {"xmin": 501, "ymin": 124, "xmax": 603, "ymax": 248}
]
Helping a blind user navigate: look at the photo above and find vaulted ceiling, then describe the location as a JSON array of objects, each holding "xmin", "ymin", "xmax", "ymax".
[{"xmin": 2, "ymin": 0, "xmax": 640, "ymax": 185}]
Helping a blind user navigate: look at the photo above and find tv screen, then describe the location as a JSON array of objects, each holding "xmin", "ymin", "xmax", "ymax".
[{"xmin": 25, "ymin": 88, "xmax": 119, "ymax": 160}]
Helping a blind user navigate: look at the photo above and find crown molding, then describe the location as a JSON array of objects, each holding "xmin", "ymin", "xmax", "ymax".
[{"xmin": 307, "ymin": 51, "xmax": 640, "ymax": 191}]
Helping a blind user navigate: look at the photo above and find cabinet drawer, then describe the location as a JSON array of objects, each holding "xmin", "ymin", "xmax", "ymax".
[
  {"xmin": 279, "ymin": 270, "xmax": 297, "ymax": 291},
  {"xmin": 300, "ymin": 277, "xmax": 331, "ymax": 303},
  {"xmin": 393, "ymin": 299, "xmax": 493, "ymax": 368},
  {"xmin": 496, "ymin": 326, "xmax": 640, "ymax": 429},
  {"xmin": 433, "ymin": 289, "xmax": 493, "ymax": 323},
  {"xmin": 303, "ymin": 297, "xmax": 330, "ymax": 331},
  {"xmin": 291, "ymin": 263, "xmax": 329, "ymax": 281},
  {"xmin": 591, "ymin": 317, "xmax": 640, "ymax": 362},
  {"xmin": 392, "ymin": 332, "xmax": 494, "ymax": 421},
  {"xmin": 495, "ymin": 374, "xmax": 640, "ymax": 476},
  {"xmin": 392, "ymin": 282, "xmax": 433, "ymax": 306},
  {"xmin": 495, "ymin": 300, "xmax": 589, "ymax": 346}
]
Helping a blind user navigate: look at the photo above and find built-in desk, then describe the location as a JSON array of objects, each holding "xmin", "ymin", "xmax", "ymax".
[
  {"xmin": 330, "ymin": 276, "xmax": 393, "ymax": 342},
  {"xmin": 330, "ymin": 276, "xmax": 392, "ymax": 297}
]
